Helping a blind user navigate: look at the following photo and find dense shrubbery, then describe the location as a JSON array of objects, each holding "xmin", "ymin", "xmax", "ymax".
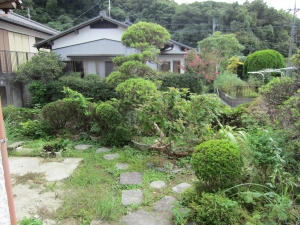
[
  {"xmin": 191, "ymin": 140, "xmax": 243, "ymax": 190},
  {"xmin": 213, "ymin": 71, "xmax": 247, "ymax": 93},
  {"xmin": 158, "ymin": 72, "xmax": 203, "ymax": 94}
]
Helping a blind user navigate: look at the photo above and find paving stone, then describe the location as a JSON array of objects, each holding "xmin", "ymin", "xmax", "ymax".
[
  {"xmin": 103, "ymin": 153, "xmax": 120, "ymax": 161},
  {"xmin": 96, "ymin": 147, "xmax": 111, "ymax": 154},
  {"xmin": 150, "ymin": 181, "xmax": 166, "ymax": 189},
  {"xmin": 90, "ymin": 219, "xmax": 111, "ymax": 225},
  {"xmin": 121, "ymin": 210, "xmax": 155, "ymax": 225},
  {"xmin": 172, "ymin": 183, "xmax": 192, "ymax": 194},
  {"xmin": 153, "ymin": 196, "xmax": 176, "ymax": 215},
  {"xmin": 120, "ymin": 172, "xmax": 142, "ymax": 185},
  {"xmin": 7, "ymin": 141, "xmax": 24, "ymax": 151},
  {"xmin": 74, "ymin": 144, "xmax": 92, "ymax": 151},
  {"xmin": 147, "ymin": 163, "xmax": 155, "ymax": 168},
  {"xmin": 153, "ymin": 213, "xmax": 173, "ymax": 225},
  {"xmin": 116, "ymin": 163, "xmax": 128, "ymax": 170},
  {"xmin": 121, "ymin": 189, "xmax": 143, "ymax": 206},
  {"xmin": 155, "ymin": 167, "xmax": 166, "ymax": 173},
  {"xmin": 171, "ymin": 169, "xmax": 184, "ymax": 174}
]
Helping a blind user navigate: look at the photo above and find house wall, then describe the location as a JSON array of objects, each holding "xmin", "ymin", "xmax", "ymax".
[
  {"xmin": 0, "ymin": 21, "xmax": 53, "ymax": 40},
  {"xmin": 53, "ymin": 39, "xmax": 137, "ymax": 60},
  {"xmin": 53, "ymin": 26, "xmax": 127, "ymax": 50},
  {"xmin": 158, "ymin": 54, "xmax": 184, "ymax": 73}
]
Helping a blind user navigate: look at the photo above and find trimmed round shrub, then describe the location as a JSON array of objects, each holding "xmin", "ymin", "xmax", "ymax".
[
  {"xmin": 243, "ymin": 49, "xmax": 285, "ymax": 79},
  {"xmin": 95, "ymin": 102, "xmax": 122, "ymax": 128},
  {"xmin": 191, "ymin": 140, "xmax": 243, "ymax": 190}
]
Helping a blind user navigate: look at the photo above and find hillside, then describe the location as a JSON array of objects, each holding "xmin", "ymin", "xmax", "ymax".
[{"xmin": 14, "ymin": 0, "xmax": 300, "ymax": 57}]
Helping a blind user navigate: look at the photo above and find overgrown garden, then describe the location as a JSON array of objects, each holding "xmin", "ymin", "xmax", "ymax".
[{"xmin": 6, "ymin": 22, "xmax": 300, "ymax": 224}]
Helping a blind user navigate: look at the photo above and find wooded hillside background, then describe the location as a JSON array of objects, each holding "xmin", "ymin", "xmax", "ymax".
[{"xmin": 15, "ymin": 0, "xmax": 300, "ymax": 57}]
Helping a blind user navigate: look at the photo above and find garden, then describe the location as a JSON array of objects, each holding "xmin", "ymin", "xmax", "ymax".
[{"xmin": 6, "ymin": 22, "xmax": 300, "ymax": 224}]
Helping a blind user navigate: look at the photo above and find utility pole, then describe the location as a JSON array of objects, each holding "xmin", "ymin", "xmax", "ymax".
[
  {"xmin": 212, "ymin": 18, "xmax": 217, "ymax": 33},
  {"xmin": 108, "ymin": 0, "xmax": 111, "ymax": 18},
  {"xmin": 288, "ymin": 0, "xmax": 300, "ymax": 61}
]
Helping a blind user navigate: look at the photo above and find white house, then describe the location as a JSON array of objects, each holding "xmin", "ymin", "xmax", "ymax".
[{"xmin": 35, "ymin": 11, "xmax": 192, "ymax": 78}]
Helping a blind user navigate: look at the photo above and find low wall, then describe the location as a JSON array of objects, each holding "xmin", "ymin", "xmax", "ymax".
[{"xmin": 218, "ymin": 90, "xmax": 255, "ymax": 107}]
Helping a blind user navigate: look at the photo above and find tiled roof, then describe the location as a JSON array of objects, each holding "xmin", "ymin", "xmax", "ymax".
[{"xmin": 0, "ymin": 10, "xmax": 59, "ymax": 35}]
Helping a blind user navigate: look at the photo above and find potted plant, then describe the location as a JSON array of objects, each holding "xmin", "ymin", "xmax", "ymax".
[
  {"xmin": 89, "ymin": 122, "xmax": 102, "ymax": 141},
  {"xmin": 41, "ymin": 138, "xmax": 68, "ymax": 158},
  {"xmin": 132, "ymin": 136, "xmax": 158, "ymax": 151}
]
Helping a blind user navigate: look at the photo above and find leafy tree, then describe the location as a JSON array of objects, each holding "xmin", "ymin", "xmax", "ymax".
[
  {"xmin": 121, "ymin": 21, "xmax": 170, "ymax": 51},
  {"xmin": 47, "ymin": 15, "xmax": 74, "ymax": 31},
  {"xmin": 198, "ymin": 32, "xmax": 245, "ymax": 72},
  {"xmin": 15, "ymin": 51, "xmax": 66, "ymax": 83}
]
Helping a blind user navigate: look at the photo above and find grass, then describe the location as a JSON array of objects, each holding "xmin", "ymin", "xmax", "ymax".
[{"xmin": 9, "ymin": 138, "xmax": 196, "ymax": 224}]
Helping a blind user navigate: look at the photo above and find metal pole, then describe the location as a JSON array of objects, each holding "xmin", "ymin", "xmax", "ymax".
[
  {"xmin": 0, "ymin": 101, "xmax": 17, "ymax": 225},
  {"xmin": 108, "ymin": 0, "xmax": 111, "ymax": 17},
  {"xmin": 288, "ymin": 0, "xmax": 297, "ymax": 60}
]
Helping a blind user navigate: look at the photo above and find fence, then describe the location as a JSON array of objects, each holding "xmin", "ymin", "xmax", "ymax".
[
  {"xmin": 218, "ymin": 86, "xmax": 260, "ymax": 107},
  {"xmin": 0, "ymin": 50, "xmax": 36, "ymax": 74}
]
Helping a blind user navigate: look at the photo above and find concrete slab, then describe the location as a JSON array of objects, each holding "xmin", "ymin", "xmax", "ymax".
[
  {"xmin": 7, "ymin": 141, "xmax": 24, "ymax": 151},
  {"xmin": 96, "ymin": 147, "xmax": 111, "ymax": 154},
  {"xmin": 74, "ymin": 145, "xmax": 92, "ymax": 151},
  {"xmin": 8, "ymin": 157, "xmax": 83, "ymax": 181}
]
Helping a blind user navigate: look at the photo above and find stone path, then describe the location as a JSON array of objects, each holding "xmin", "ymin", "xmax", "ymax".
[{"xmin": 99, "ymin": 152, "xmax": 193, "ymax": 225}]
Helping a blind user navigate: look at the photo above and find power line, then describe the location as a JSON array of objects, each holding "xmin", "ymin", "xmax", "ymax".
[{"xmin": 74, "ymin": 0, "xmax": 103, "ymax": 21}]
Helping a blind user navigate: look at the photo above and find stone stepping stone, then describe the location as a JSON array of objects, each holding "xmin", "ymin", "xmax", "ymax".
[
  {"xmin": 116, "ymin": 163, "xmax": 128, "ymax": 170},
  {"xmin": 90, "ymin": 219, "xmax": 112, "ymax": 225},
  {"xmin": 121, "ymin": 210, "xmax": 155, "ymax": 225},
  {"xmin": 74, "ymin": 144, "xmax": 92, "ymax": 151},
  {"xmin": 150, "ymin": 181, "xmax": 166, "ymax": 189},
  {"xmin": 152, "ymin": 213, "xmax": 173, "ymax": 225},
  {"xmin": 172, "ymin": 183, "xmax": 192, "ymax": 193},
  {"xmin": 103, "ymin": 153, "xmax": 120, "ymax": 160},
  {"xmin": 153, "ymin": 196, "xmax": 176, "ymax": 215},
  {"xmin": 7, "ymin": 141, "xmax": 24, "ymax": 151},
  {"xmin": 120, "ymin": 172, "xmax": 142, "ymax": 185},
  {"xmin": 96, "ymin": 147, "xmax": 111, "ymax": 154},
  {"xmin": 121, "ymin": 189, "xmax": 143, "ymax": 206},
  {"xmin": 171, "ymin": 169, "xmax": 184, "ymax": 174}
]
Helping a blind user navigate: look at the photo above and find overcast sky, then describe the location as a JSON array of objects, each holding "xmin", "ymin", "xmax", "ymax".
[{"xmin": 174, "ymin": 0, "xmax": 298, "ymax": 11}]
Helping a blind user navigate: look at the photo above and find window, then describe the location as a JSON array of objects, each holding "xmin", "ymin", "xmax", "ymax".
[
  {"xmin": 173, "ymin": 61, "xmax": 181, "ymax": 74},
  {"xmin": 105, "ymin": 61, "xmax": 114, "ymax": 77},
  {"xmin": 160, "ymin": 61, "xmax": 170, "ymax": 72}
]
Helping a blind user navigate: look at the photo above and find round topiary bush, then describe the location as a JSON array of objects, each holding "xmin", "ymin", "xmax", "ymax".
[
  {"xmin": 191, "ymin": 139, "xmax": 243, "ymax": 190},
  {"xmin": 243, "ymin": 49, "xmax": 285, "ymax": 80}
]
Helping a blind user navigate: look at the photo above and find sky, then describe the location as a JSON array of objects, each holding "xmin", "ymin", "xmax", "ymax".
[{"xmin": 174, "ymin": 0, "xmax": 298, "ymax": 11}]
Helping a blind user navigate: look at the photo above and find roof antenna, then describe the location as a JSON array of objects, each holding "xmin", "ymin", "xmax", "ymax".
[
  {"xmin": 108, "ymin": 0, "xmax": 111, "ymax": 17},
  {"xmin": 27, "ymin": 7, "xmax": 31, "ymax": 20}
]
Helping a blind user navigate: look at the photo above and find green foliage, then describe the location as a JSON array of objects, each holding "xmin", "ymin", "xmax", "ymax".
[
  {"xmin": 281, "ymin": 89, "xmax": 300, "ymax": 131},
  {"xmin": 41, "ymin": 99, "xmax": 89, "ymax": 133},
  {"xmin": 121, "ymin": 21, "xmax": 170, "ymax": 51},
  {"xmin": 19, "ymin": 119, "xmax": 52, "ymax": 139},
  {"xmin": 243, "ymin": 49, "xmax": 285, "ymax": 78},
  {"xmin": 49, "ymin": 74, "xmax": 116, "ymax": 103},
  {"xmin": 43, "ymin": 138, "xmax": 69, "ymax": 153},
  {"xmin": 158, "ymin": 72, "xmax": 204, "ymax": 94},
  {"xmin": 95, "ymin": 102, "xmax": 122, "ymax": 128},
  {"xmin": 15, "ymin": 51, "xmax": 66, "ymax": 83},
  {"xmin": 191, "ymin": 140, "xmax": 243, "ymax": 190},
  {"xmin": 27, "ymin": 80, "xmax": 52, "ymax": 107},
  {"xmin": 107, "ymin": 126, "xmax": 132, "ymax": 147},
  {"xmin": 213, "ymin": 71, "xmax": 247, "ymax": 93},
  {"xmin": 247, "ymin": 129, "xmax": 284, "ymax": 183},
  {"xmin": 198, "ymin": 32, "xmax": 245, "ymax": 70},
  {"xmin": 182, "ymin": 190, "xmax": 241, "ymax": 225},
  {"xmin": 116, "ymin": 78, "xmax": 157, "ymax": 108},
  {"xmin": 259, "ymin": 77, "xmax": 300, "ymax": 122},
  {"xmin": 19, "ymin": 217, "xmax": 42, "ymax": 225}
]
